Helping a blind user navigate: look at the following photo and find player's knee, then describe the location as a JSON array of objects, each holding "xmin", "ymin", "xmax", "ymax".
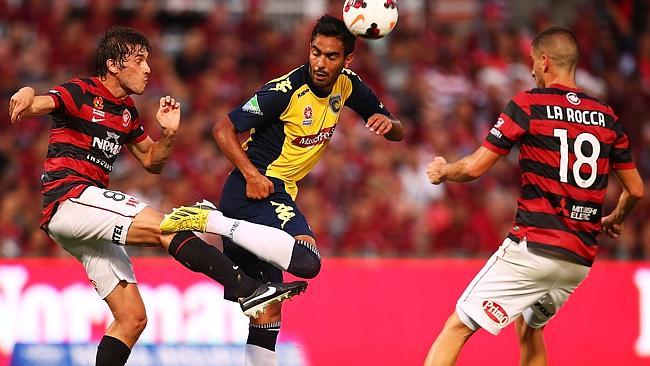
[
  {"xmin": 302, "ymin": 256, "xmax": 321, "ymax": 279},
  {"xmin": 132, "ymin": 314, "xmax": 148, "ymax": 336},
  {"xmin": 445, "ymin": 312, "xmax": 475, "ymax": 339},
  {"xmin": 119, "ymin": 311, "xmax": 148, "ymax": 337},
  {"xmin": 287, "ymin": 240, "xmax": 321, "ymax": 279}
]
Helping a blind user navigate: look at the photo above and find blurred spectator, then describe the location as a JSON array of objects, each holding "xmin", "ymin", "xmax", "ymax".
[{"xmin": 1, "ymin": 0, "xmax": 648, "ymax": 259}]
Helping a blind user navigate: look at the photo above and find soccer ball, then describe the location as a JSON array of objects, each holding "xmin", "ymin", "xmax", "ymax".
[{"xmin": 342, "ymin": 0, "xmax": 398, "ymax": 39}]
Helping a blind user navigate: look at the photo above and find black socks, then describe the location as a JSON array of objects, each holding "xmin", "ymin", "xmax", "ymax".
[
  {"xmin": 168, "ymin": 232, "xmax": 259, "ymax": 300},
  {"xmin": 247, "ymin": 321, "xmax": 281, "ymax": 352},
  {"xmin": 96, "ymin": 335, "xmax": 130, "ymax": 366}
]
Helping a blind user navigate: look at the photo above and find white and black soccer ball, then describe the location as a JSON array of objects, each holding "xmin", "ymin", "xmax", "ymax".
[{"xmin": 342, "ymin": 0, "xmax": 398, "ymax": 39}]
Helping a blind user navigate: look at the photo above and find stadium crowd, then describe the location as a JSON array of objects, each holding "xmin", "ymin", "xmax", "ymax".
[{"xmin": 0, "ymin": 0, "xmax": 648, "ymax": 260}]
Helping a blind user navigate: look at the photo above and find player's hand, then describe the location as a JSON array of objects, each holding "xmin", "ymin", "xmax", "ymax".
[
  {"xmin": 601, "ymin": 214, "xmax": 623, "ymax": 238},
  {"xmin": 246, "ymin": 172, "xmax": 274, "ymax": 200},
  {"xmin": 427, "ymin": 156, "xmax": 448, "ymax": 185},
  {"xmin": 9, "ymin": 87, "xmax": 35, "ymax": 124},
  {"xmin": 156, "ymin": 96, "xmax": 181, "ymax": 136},
  {"xmin": 366, "ymin": 113, "xmax": 394, "ymax": 136}
]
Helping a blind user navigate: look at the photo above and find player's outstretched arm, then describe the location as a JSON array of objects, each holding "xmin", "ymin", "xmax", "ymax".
[
  {"xmin": 601, "ymin": 168, "xmax": 644, "ymax": 238},
  {"xmin": 365, "ymin": 113, "xmax": 403, "ymax": 141},
  {"xmin": 9, "ymin": 87, "xmax": 56, "ymax": 123},
  {"xmin": 212, "ymin": 115, "xmax": 274, "ymax": 199},
  {"xmin": 128, "ymin": 96, "xmax": 180, "ymax": 174},
  {"xmin": 427, "ymin": 146, "xmax": 501, "ymax": 184}
]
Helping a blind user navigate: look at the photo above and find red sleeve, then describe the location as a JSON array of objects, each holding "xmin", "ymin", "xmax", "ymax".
[
  {"xmin": 483, "ymin": 92, "xmax": 530, "ymax": 155},
  {"xmin": 47, "ymin": 79, "xmax": 86, "ymax": 116}
]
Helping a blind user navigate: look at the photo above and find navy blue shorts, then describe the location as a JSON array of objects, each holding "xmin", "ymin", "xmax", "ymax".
[{"xmin": 219, "ymin": 170, "xmax": 313, "ymax": 287}]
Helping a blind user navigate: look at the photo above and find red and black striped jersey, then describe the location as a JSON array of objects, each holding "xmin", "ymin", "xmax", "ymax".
[
  {"xmin": 483, "ymin": 83, "xmax": 635, "ymax": 266},
  {"xmin": 40, "ymin": 77, "xmax": 148, "ymax": 229}
]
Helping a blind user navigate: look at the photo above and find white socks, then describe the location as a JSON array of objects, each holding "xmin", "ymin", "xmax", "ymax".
[
  {"xmin": 206, "ymin": 211, "xmax": 294, "ymax": 271},
  {"xmin": 245, "ymin": 344, "xmax": 276, "ymax": 366}
]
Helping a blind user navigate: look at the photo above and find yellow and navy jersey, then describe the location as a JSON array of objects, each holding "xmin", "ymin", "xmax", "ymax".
[{"xmin": 228, "ymin": 63, "xmax": 391, "ymax": 198}]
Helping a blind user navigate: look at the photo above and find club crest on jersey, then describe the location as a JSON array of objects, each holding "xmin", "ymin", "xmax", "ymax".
[
  {"xmin": 482, "ymin": 300, "xmax": 509, "ymax": 325},
  {"xmin": 566, "ymin": 92, "xmax": 581, "ymax": 105},
  {"xmin": 302, "ymin": 105, "xmax": 313, "ymax": 126},
  {"xmin": 93, "ymin": 97, "xmax": 104, "ymax": 111},
  {"xmin": 122, "ymin": 109, "xmax": 132, "ymax": 127},
  {"xmin": 329, "ymin": 94, "xmax": 342, "ymax": 113},
  {"xmin": 93, "ymin": 96, "xmax": 104, "ymax": 110},
  {"xmin": 93, "ymin": 131, "xmax": 122, "ymax": 158}
]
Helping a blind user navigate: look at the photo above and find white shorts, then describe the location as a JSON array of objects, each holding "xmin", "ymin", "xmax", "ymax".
[
  {"xmin": 47, "ymin": 186, "xmax": 148, "ymax": 299},
  {"xmin": 456, "ymin": 237, "xmax": 590, "ymax": 335}
]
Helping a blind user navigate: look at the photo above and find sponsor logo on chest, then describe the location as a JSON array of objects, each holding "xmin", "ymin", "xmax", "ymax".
[
  {"xmin": 291, "ymin": 126, "xmax": 336, "ymax": 147},
  {"xmin": 92, "ymin": 131, "xmax": 122, "ymax": 158}
]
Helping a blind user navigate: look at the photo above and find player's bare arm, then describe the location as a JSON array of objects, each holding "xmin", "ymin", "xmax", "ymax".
[
  {"xmin": 9, "ymin": 87, "xmax": 56, "ymax": 123},
  {"xmin": 601, "ymin": 168, "xmax": 644, "ymax": 238},
  {"xmin": 427, "ymin": 146, "xmax": 501, "ymax": 184},
  {"xmin": 213, "ymin": 115, "xmax": 274, "ymax": 199},
  {"xmin": 127, "ymin": 96, "xmax": 179, "ymax": 174},
  {"xmin": 365, "ymin": 113, "xmax": 403, "ymax": 141}
]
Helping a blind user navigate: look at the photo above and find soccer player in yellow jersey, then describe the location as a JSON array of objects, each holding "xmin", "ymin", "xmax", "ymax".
[{"xmin": 161, "ymin": 14, "xmax": 403, "ymax": 365}]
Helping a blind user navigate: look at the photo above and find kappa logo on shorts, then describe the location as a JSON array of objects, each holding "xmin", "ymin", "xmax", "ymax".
[
  {"xmin": 482, "ymin": 300, "xmax": 510, "ymax": 325},
  {"xmin": 270, "ymin": 201, "xmax": 295, "ymax": 229}
]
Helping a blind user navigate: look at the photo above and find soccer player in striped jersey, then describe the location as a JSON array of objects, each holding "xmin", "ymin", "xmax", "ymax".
[
  {"xmin": 9, "ymin": 27, "xmax": 306, "ymax": 366},
  {"xmin": 424, "ymin": 27, "xmax": 644, "ymax": 366}
]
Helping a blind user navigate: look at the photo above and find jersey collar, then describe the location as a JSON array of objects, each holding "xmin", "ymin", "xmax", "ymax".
[
  {"xmin": 548, "ymin": 83, "xmax": 581, "ymax": 92},
  {"xmin": 89, "ymin": 76, "xmax": 131, "ymax": 104},
  {"xmin": 303, "ymin": 64, "xmax": 335, "ymax": 99}
]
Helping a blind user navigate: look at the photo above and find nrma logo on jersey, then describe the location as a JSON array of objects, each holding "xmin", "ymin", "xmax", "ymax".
[{"xmin": 92, "ymin": 132, "xmax": 122, "ymax": 158}]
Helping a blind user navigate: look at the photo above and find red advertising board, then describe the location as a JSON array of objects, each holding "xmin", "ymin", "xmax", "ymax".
[{"xmin": 1, "ymin": 258, "xmax": 649, "ymax": 365}]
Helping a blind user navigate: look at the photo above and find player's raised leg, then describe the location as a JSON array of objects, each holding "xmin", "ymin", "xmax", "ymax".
[
  {"xmin": 128, "ymin": 206, "xmax": 308, "ymax": 315},
  {"xmin": 160, "ymin": 202, "xmax": 322, "ymax": 279},
  {"xmin": 424, "ymin": 312, "xmax": 476, "ymax": 366}
]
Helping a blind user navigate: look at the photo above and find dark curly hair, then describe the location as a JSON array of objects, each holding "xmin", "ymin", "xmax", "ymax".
[
  {"xmin": 311, "ymin": 14, "xmax": 356, "ymax": 56},
  {"xmin": 96, "ymin": 26, "xmax": 151, "ymax": 77}
]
